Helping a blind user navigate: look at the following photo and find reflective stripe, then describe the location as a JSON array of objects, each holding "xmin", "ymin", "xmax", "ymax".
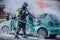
[{"xmin": 19, "ymin": 20, "xmax": 25, "ymax": 23}]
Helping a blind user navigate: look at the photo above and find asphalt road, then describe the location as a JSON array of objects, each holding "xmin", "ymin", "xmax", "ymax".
[{"xmin": 0, "ymin": 34, "xmax": 60, "ymax": 40}]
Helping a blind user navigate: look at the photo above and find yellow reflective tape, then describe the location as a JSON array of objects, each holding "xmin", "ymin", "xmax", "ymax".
[
  {"xmin": 14, "ymin": 33, "xmax": 18, "ymax": 36},
  {"xmin": 19, "ymin": 20, "xmax": 25, "ymax": 23}
]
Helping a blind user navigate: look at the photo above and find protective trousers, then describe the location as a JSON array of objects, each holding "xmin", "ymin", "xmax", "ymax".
[{"xmin": 15, "ymin": 21, "xmax": 26, "ymax": 37}]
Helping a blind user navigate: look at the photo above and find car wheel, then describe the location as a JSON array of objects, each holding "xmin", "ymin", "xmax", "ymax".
[
  {"xmin": 37, "ymin": 28, "xmax": 48, "ymax": 38},
  {"xmin": 50, "ymin": 34, "xmax": 57, "ymax": 38},
  {"xmin": 1, "ymin": 25, "xmax": 10, "ymax": 34}
]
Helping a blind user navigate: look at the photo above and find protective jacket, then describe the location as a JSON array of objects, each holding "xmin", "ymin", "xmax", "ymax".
[{"xmin": 18, "ymin": 8, "xmax": 29, "ymax": 23}]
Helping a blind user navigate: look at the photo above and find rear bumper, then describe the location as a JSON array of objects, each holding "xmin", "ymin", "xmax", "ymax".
[{"xmin": 47, "ymin": 27, "xmax": 60, "ymax": 35}]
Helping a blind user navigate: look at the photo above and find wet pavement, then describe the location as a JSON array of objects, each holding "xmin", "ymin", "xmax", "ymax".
[{"xmin": 0, "ymin": 34, "xmax": 60, "ymax": 40}]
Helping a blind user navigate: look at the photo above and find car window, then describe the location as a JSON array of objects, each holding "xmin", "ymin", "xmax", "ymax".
[
  {"xmin": 39, "ymin": 14, "xmax": 47, "ymax": 20},
  {"xmin": 50, "ymin": 15, "xmax": 59, "ymax": 22},
  {"xmin": 37, "ymin": 14, "xmax": 47, "ymax": 22}
]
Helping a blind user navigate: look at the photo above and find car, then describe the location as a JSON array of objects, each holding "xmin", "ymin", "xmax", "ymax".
[{"xmin": 0, "ymin": 13, "xmax": 60, "ymax": 38}]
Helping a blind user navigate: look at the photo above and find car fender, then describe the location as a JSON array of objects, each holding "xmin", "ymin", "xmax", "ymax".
[{"xmin": 0, "ymin": 20, "xmax": 11, "ymax": 32}]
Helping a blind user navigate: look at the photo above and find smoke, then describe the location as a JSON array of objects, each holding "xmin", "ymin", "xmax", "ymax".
[
  {"xmin": 4, "ymin": 0, "xmax": 22, "ymax": 14},
  {"xmin": 3, "ymin": 0, "xmax": 41, "ymax": 17},
  {"xmin": 42, "ymin": 7, "xmax": 60, "ymax": 20},
  {"xmin": 3, "ymin": 0, "xmax": 60, "ymax": 20}
]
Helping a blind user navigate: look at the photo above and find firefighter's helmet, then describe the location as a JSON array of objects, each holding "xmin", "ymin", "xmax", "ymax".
[{"xmin": 23, "ymin": 2, "xmax": 28, "ymax": 6}]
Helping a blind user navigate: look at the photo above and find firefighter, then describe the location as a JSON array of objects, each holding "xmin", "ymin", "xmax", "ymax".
[{"xmin": 14, "ymin": 2, "xmax": 29, "ymax": 39}]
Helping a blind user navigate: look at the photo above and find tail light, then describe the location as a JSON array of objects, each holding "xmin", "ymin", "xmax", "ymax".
[{"xmin": 48, "ymin": 21, "xmax": 53, "ymax": 26}]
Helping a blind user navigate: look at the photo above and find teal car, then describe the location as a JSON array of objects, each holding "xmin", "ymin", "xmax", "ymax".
[{"xmin": 0, "ymin": 13, "xmax": 60, "ymax": 38}]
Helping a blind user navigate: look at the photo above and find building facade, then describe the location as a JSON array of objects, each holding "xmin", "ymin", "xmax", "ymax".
[{"xmin": 0, "ymin": 0, "xmax": 6, "ymax": 19}]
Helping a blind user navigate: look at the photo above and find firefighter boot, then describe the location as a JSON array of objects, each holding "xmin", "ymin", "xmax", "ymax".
[
  {"xmin": 14, "ymin": 35, "xmax": 20, "ymax": 39},
  {"xmin": 14, "ymin": 28, "xmax": 20, "ymax": 39},
  {"xmin": 23, "ymin": 35, "xmax": 28, "ymax": 38}
]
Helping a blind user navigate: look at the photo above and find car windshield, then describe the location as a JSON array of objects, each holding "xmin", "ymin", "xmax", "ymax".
[{"xmin": 50, "ymin": 15, "xmax": 59, "ymax": 22}]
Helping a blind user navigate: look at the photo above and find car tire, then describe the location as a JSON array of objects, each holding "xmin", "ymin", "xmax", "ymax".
[
  {"xmin": 37, "ymin": 28, "xmax": 48, "ymax": 38},
  {"xmin": 1, "ymin": 25, "xmax": 10, "ymax": 34}
]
